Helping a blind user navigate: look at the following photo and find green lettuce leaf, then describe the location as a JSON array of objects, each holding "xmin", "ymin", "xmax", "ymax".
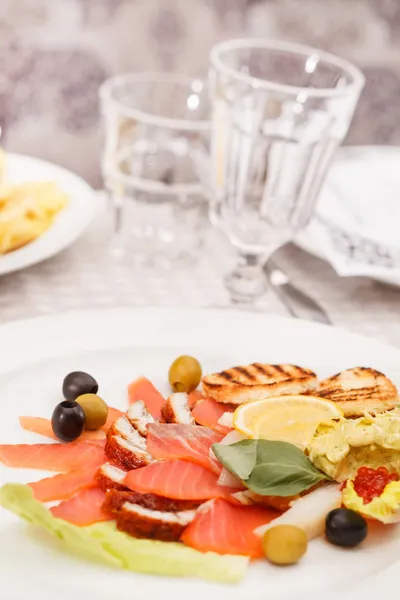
[{"xmin": 0, "ymin": 484, "xmax": 248, "ymax": 584}]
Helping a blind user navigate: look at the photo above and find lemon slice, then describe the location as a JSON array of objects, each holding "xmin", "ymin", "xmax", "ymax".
[{"xmin": 233, "ymin": 395, "xmax": 343, "ymax": 450}]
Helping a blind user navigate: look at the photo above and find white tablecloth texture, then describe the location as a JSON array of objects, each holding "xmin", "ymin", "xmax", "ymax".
[{"xmin": 1, "ymin": 197, "xmax": 400, "ymax": 348}]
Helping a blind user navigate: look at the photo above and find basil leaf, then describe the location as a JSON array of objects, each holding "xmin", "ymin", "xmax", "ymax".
[
  {"xmin": 213, "ymin": 439, "xmax": 330, "ymax": 497},
  {"xmin": 246, "ymin": 440, "xmax": 331, "ymax": 497},
  {"xmin": 212, "ymin": 440, "xmax": 258, "ymax": 480}
]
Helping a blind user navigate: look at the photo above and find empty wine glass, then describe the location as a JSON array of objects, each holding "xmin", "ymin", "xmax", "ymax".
[
  {"xmin": 100, "ymin": 73, "xmax": 210, "ymax": 267},
  {"xmin": 209, "ymin": 39, "xmax": 365, "ymax": 304}
]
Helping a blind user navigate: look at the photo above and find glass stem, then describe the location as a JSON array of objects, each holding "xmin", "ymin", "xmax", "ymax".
[
  {"xmin": 225, "ymin": 251, "xmax": 269, "ymax": 305},
  {"xmin": 107, "ymin": 187, "xmax": 125, "ymax": 258}
]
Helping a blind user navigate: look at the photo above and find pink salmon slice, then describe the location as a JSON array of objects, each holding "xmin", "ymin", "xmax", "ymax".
[
  {"xmin": 29, "ymin": 468, "xmax": 98, "ymax": 502},
  {"xmin": 51, "ymin": 487, "xmax": 113, "ymax": 526},
  {"xmin": 127, "ymin": 377, "xmax": 165, "ymax": 419},
  {"xmin": 0, "ymin": 441, "xmax": 106, "ymax": 471},
  {"xmin": 181, "ymin": 499, "xmax": 279, "ymax": 557},
  {"xmin": 124, "ymin": 459, "xmax": 240, "ymax": 501},
  {"xmin": 192, "ymin": 399, "xmax": 234, "ymax": 435},
  {"xmin": 147, "ymin": 422, "xmax": 224, "ymax": 473}
]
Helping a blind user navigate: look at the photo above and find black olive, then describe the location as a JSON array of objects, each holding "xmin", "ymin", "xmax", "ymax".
[
  {"xmin": 62, "ymin": 371, "xmax": 98, "ymax": 401},
  {"xmin": 325, "ymin": 508, "xmax": 368, "ymax": 548},
  {"xmin": 52, "ymin": 400, "xmax": 85, "ymax": 442}
]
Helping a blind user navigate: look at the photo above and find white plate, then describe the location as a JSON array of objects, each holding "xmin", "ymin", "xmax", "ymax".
[
  {"xmin": 0, "ymin": 153, "xmax": 95, "ymax": 275},
  {"xmin": 0, "ymin": 308, "xmax": 399, "ymax": 600},
  {"xmin": 296, "ymin": 146, "xmax": 400, "ymax": 285}
]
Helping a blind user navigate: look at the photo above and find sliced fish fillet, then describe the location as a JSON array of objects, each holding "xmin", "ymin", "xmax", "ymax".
[
  {"xmin": 181, "ymin": 499, "xmax": 278, "ymax": 557},
  {"xmin": 126, "ymin": 401, "xmax": 154, "ymax": 437},
  {"xmin": 188, "ymin": 389, "xmax": 203, "ymax": 408},
  {"xmin": 103, "ymin": 407, "xmax": 125, "ymax": 429},
  {"xmin": 0, "ymin": 441, "xmax": 106, "ymax": 472},
  {"xmin": 19, "ymin": 416, "xmax": 106, "ymax": 441},
  {"xmin": 192, "ymin": 399, "xmax": 234, "ymax": 435},
  {"xmin": 124, "ymin": 459, "xmax": 239, "ymax": 501},
  {"xmin": 161, "ymin": 393, "xmax": 194, "ymax": 425},
  {"xmin": 127, "ymin": 377, "xmax": 165, "ymax": 419},
  {"xmin": 51, "ymin": 487, "xmax": 113, "ymax": 526},
  {"xmin": 28, "ymin": 469, "xmax": 98, "ymax": 502},
  {"xmin": 20, "ymin": 407, "xmax": 123, "ymax": 442},
  {"xmin": 147, "ymin": 423, "xmax": 223, "ymax": 473},
  {"xmin": 217, "ymin": 467, "xmax": 243, "ymax": 489}
]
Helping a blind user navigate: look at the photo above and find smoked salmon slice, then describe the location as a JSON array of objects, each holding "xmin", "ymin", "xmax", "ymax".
[
  {"xmin": 181, "ymin": 499, "xmax": 279, "ymax": 557},
  {"xmin": 19, "ymin": 417, "xmax": 106, "ymax": 442},
  {"xmin": 128, "ymin": 377, "xmax": 165, "ymax": 419},
  {"xmin": 0, "ymin": 441, "xmax": 106, "ymax": 472},
  {"xmin": 19, "ymin": 407, "xmax": 123, "ymax": 442},
  {"xmin": 28, "ymin": 469, "xmax": 98, "ymax": 502},
  {"xmin": 188, "ymin": 390, "xmax": 203, "ymax": 408},
  {"xmin": 51, "ymin": 487, "xmax": 113, "ymax": 526},
  {"xmin": 103, "ymin": 407, "xmax": 125, "ymax": 430},
  {"xmin": 192, "ymin": 399, "xmax": 234, "ymax": 435},
  {"xmin": 124, "ymin": 459, "xmax": 239, "ymax": 501},
  {"xmin": 147, "ymin": 423, "xmax": 223, "ymax": 473}
]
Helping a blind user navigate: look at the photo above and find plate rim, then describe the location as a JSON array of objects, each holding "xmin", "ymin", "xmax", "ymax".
[
  {"xmin": 2, "ymin": 305, "xmax": 400, "ymax": 369},
  {"xmin": 0, "ymin": 152, "xmax": 96, "ymax": 276}
]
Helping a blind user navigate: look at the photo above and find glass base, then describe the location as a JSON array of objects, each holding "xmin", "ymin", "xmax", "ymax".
[{"xmin": 225, "ymin": 262, "xmax": 267, "ymax": 304}]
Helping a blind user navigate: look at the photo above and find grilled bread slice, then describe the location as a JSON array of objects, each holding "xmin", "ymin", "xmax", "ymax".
[
  {"xmin": 317, "ymin": 367, "xmax": 399, "ymax": 417},
  {"xmin": 202, "ymin": 363, "xmax": 319, "ymax": 405}
]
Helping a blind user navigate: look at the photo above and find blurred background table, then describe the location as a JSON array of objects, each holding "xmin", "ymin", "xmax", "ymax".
[
  {"xmin": 1, "ymin": 195, "xmax": 399, "ymax": 348},
  {"xmin": 2, "ymin": 0, "xmax": 400, "ymax": 346}
]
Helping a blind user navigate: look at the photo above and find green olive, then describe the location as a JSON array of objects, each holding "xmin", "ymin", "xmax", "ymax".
[
  {"xmin": 75, "ymin": 393, "xmax": 108, "ymax": 430},
  {"xmin": 262, "ymin": 525, "xmax": 308, "ymax": 566},
  {"xmin": 168, "ymin": 355, "xmax": 202, "ymax": 393}
]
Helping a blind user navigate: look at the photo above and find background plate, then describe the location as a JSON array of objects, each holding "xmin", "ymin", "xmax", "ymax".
[
  {"xmin": 0, "ymin": 153, "xmax": 95, "ymax": 275},
  {"xmin": 0, "ymin": 308, "xmax": 399, "ymax": 600}
]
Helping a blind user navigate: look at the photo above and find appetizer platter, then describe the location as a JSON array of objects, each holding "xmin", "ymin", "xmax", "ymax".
[{"xmin": 0, "ymin": 308, "xmax": 399, "ymax": 600}]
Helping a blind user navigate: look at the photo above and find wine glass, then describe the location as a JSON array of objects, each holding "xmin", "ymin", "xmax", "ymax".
[{"xmin": 209, "ymin": 39, "xmax": 365, "ymax": 304}]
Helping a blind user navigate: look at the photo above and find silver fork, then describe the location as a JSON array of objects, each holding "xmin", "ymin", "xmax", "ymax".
[{"xmin": 264, "ymin": 259, "xmax": 331, "ymax": 324}]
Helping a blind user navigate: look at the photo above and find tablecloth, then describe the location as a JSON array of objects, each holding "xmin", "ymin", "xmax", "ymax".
[{"xmin": 1, "ymin": 197, "xmax": 399, "ymax": 348}]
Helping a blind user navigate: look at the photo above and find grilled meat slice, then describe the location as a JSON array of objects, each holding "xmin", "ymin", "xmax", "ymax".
[
  {"xmin": 96, "ymin": 462, "xmax": 128, "ymax": 492},
  {"xmin": 317, "ymin": 367, "xmax": 399, "ymax": 417},
  {"xmin": 203, "ymin": 363, "xmax": 318, "ymax": 405},
  {"xmin": 105, "ymin": 435, "xmax": 153, "ymax": 470},
  {"xmin": 126, "ymin": 400, "xmax": 154, "ymax": 437},
  {"xmin": 107, "ymin": 416, "xmax": 147, "ymax": 449},
  {"xmin": 103, "ymin": 489, "xmax": 200, "ymax": 514},
  {"xmin": 116, "ymin": 502, "xmax": 197, "ymax": 541},
  {"xmin": 161, "ymin": 393, "xmax": 195, "ymax": 424}
]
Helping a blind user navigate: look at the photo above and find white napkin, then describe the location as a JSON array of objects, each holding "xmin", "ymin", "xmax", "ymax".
[{"xmin": 298, "ymin": 147, "xmax": 400, "ymax": 285}]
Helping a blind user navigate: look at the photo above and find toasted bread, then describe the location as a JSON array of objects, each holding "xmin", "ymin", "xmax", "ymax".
[
  {"xmin": 202, "ymin": 363, "xmax": 319, "ymax": 405},
  {"xmin": 317, "ymin": 367, "xmax": 399, "ymax": 417}
]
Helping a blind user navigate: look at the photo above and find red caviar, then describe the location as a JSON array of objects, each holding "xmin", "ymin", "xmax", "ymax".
[{"xmin": 353, "ymin": 466, "xmax": 399, "ymax": 504}]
